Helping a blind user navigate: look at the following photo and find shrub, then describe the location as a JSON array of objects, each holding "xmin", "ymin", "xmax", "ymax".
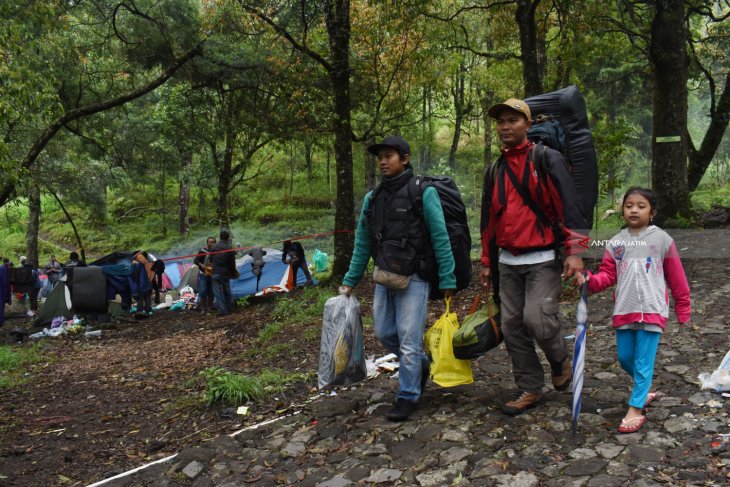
[{"xmin": 199, "ymin": 367, "xmax": 308, "ymax": 406}]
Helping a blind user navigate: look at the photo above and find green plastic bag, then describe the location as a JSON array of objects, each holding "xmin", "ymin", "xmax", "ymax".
[
  {"xmin": 313, "ymin": 249, "xmax": 329, "ymax": 272},
  {"xmin": 425, "ymin": 298, "xmax": 473, "ymax": 387}
]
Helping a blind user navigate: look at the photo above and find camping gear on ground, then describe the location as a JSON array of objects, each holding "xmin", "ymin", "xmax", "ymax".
[
  {"xmin": 425, "ymin": 298, "xmax": 473, "ymax": 387},
  {"xmin": 409, "ymin": 176, "xmax": 472, "ymax": 300},
  {"xmin": 317, "ymin": 293, "xmax": 367, "ymax": 389},
  {"xmin": 571, "ymin": 282, "xmax": 589, "ymax": 435},
  {"xmin": 452, "ymin": 288, "xmax": 502, "ymax": 360},
  {"xmin": 312, "ymin": 249, "xmax": 329, "ymax": 272},
  {"xmin": 525, "ymin": 85, "xmax": 599, "ymax": 229},
  {"xmin": 248, "ymin": 246, "xmax": 267, "ymax": 291},
  {"xmin": 698, "ymin": 349, "xmax": 730, "ymax": 392},
  {"xmin": 72, "ymin": 266, "xmax": 107, "ymax": 313},
  {"xmin": 232, "ymin": 248, "xmax": 315, "ymax": 298}
]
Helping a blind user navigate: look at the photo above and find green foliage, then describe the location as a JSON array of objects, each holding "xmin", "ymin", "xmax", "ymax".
[
  {"xmin": 271, "ymin": 286, "xmax": 332, "ymax": 324},
  {"xmin": 200, "ymin": 367, "xmax": 264, "ymax": 405},
  {"xmin": 199, "ymin": 366, "xmax": 307, "ymax": 406},
  {"xmin": 692, "ymin": 185, "xmax": 730, "ymax": 210},
  {"xmin": 256, "ymin": 321, "xmax": 285, "ymax": 345},
  {"xmin": 0, "ymin": 344, "xmax": 45, "ymax": 388}
]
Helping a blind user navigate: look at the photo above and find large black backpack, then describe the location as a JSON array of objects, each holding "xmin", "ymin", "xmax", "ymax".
[
  {"xmin": 525, "ymin": 85, "xmax": 598, "ymax": 229},
  {"xmin": 408, "ymin": 176, "xmax": 472, "ymax": 300}
]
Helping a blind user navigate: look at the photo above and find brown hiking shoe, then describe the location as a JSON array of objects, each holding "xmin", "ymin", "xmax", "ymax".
[
  {"xmin": 501, "ymin": 391, "xmax": 545, "ymax": 416},
  {"xmin": 551, "ymin": 357, "xmax": 572, "ymax": 391}
]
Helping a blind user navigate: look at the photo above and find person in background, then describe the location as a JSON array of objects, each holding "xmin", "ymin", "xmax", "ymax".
[
  {"xmin": 0, "ymin": 257, "xmax": 9, "ymax": 326},
  {"xmin": 282, "ymin": 240, "xmax": 313, "ymax": 286},
  {"xmin": 17, "ymin": 256, "xmax": 41, "ymax": 317},
  {"xmin": 2, "ymin": 258, "xmax": 12, "ymax": 306},
  {"xmin": 194, "ymin": 237, "xmax": 216, "ymax": 314},
  {"xmin": 210, "ymin": 230, "xmax": 237, "ymax": 316},
  {"xmin": 130, "ymin": 251, "xmax": 154, "ymax": 316},
  {"xmin": 64, "ymin": 251, "xmax": 87, "ymax": 268},
  {"xmin": 44, "ymin": 255, "xmax": 63, "ymax": 288}
]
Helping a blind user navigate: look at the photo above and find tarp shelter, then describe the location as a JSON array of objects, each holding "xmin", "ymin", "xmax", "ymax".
[
  {"xmin": 230, "ymin": 248, "xmax": 316, "ymax": 299},
  {"xmin": 178, "ymin": 265, "xmax": 200, "ymax": 292},
  {"xmin": 159, "ymin": 261, "xmax": 193, "ymax": 289},
  {"xmin": 35, "ymin": 276, "xmax": 74, "ymax": 326}
]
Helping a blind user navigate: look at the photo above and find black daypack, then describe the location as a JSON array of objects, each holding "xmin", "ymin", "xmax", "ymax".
[
  {"xmin": 528, "ymin": 114, "xmax": 565, "ymax": 153},
  {"xmin": 408, "ymin": 176, "xmax": 472, "ymax": 300}
]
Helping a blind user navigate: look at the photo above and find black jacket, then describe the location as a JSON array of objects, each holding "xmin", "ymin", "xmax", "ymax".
[{"xmin": 210, "ymin": 241, "xmax": 236, "ymax": 278}]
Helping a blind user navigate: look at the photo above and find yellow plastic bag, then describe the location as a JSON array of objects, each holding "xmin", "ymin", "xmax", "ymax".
[{"xmin": 425, "ymin": 298, "xmax": 474, "ymax": 387}]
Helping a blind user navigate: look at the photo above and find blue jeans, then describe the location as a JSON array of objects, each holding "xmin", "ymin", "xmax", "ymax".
[
  {"xmin": 197, "ymin": 274, "xmax": 212, "ymax": 299},
  {"xmin": 373, "ymin": 274, "xmax": 430, "ymax": 403},
  {"xmin": 616, "ymin": 329, "xmax": 661, "ymax": 409},
  {"xmin": 212, "ymin": 274, "xmax": 232, "ymax": 315}
]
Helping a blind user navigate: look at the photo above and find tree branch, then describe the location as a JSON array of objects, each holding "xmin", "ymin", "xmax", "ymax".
[
  {"xmin": 0, "ymin": 43, "xmax": 202, "ymax": 208},
  {"xmin": 238, "ymin": 2, "xmax": 333, "ymax": 72}
]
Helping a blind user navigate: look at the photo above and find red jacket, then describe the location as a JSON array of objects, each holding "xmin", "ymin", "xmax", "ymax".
[{"xmin": 480, "ymin": 141, "xmax": 588, "ymax": 267}]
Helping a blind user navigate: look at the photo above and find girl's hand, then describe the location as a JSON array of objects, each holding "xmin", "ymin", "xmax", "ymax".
[{"xmin": 574, "ymin": 272, "xmax": 589, "ymax": 286}]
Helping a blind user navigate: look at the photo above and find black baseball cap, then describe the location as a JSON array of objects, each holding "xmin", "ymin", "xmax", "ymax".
[{"xmin": 367, "ymin": 136, "xmax": 410, "ymax": 156}]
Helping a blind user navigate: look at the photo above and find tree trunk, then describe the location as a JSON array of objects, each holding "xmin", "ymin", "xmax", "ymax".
[
  {"xmin": 47, "ymin": 187, "xmax": 85, "ymax": 261},
  {"xmin": 687, "ymin": 73, "xmax": 730, "ymax": 191},
  {"xmin": 649, "ymin": 0, "xmax": 691, "ymax": 222},
  {"xmin": 178, "ymin": 151, "xmax": 192, "ymax": 235},
  {"xmin": 479, "ymin": 91, "xmax": 495, "ymax": 171},
  {"xmin": 515, "ymin": 0, "xmax": 542, "ymax": 97},
  {"xmin": 325, "ymin": 0, "xmax": 354, "ymax": 279},
  {"xmin": 217, "ymin": 127, "xmax": 235, "ymax": 228},
  {"xmin": 26, "ymin": 183, "xmax": 40, "ymax": 268},
  {"xmin": 448, "ymin": 63, "xmax": 467, "ymax": 171},
  {"xmin": 364, "ymin": 136, "xmax": 376, "ymax": 190},
  {"xmin": 305, "ymin": 140, "xmax": 313, "ymax": 190},
  {"xmin": 160, "ymin": 162, "xmax": 167, "ymax": 237},
  {"xmin": 289, "ymin": 143, "xmax": 295, "ymax": 196},
  {"xmin": 326, "ymin": 146, "xmax": 332, "ymax": 194},
  {"xmin": 178, "ymin": 179, "xmax": 190, "ymax": 235}
]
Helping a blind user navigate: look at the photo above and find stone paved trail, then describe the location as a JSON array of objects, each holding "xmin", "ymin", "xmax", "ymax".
[{"xmin": 102, "ymin": 255, "xmax": 729, "ymax": 487}]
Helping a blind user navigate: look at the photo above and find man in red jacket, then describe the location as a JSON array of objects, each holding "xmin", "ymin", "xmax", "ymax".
[{"xmin": 480, "ymin": 98, "xmax": 586, "ymax": 415}]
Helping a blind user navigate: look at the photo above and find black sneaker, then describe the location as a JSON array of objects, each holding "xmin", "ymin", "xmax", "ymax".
[
  {"xmin": 421, "ymin": 360, "xmax": 430, "ymax": 393},
  {"xmin": 386, "ymin": 398, "xmax": 418, "ymax": 422}
]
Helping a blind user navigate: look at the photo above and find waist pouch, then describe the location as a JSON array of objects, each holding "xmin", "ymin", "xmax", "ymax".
[{"xmin": 373, "ymin": 240, "xmax": 417, "ymax": 290}]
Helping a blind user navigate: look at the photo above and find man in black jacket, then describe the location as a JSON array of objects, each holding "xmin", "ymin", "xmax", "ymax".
[
  {"xmin": 193, "ymin": 237, "xmax": 215, "ymax": 314},
  {"xmin": 282, "ymin": 240, "xmax": 313, "ymax": 286},
  {"xmin": 210, "ymin": 230, "xmax": 237, "ymax": 315}
]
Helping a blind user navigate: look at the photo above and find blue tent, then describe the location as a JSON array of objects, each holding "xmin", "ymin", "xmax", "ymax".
[{"xmin": 230, "ymin": 248, "xmax": 316, "ymax": 299}]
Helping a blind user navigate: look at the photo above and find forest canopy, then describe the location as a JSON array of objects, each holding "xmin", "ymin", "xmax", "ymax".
[{"xmin": 1, "ymin": 0, "xmax": 729, "ymax": 275}]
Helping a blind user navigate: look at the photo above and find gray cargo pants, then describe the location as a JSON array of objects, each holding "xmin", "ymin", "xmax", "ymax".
[{"xmin": 499, "ymin": 260, "xmax": 569, "ymax": 392}]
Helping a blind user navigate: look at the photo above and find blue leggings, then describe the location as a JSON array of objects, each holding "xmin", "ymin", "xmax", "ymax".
[{"xmin": 616, "ymin": 329, "xmax": 661, "ymax": 409}]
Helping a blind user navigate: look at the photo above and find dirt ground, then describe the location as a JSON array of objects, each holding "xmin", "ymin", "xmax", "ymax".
[
  {"xmin": 0, "ymin": 283, "xmax": 395, "ymax": 487},
  {"xmin": 0, "ymin": 229, "xmax": 722, "ymax": 487}
]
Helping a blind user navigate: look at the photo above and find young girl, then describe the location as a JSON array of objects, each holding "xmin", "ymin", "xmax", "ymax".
[{"xmin": 576, "ymin": 187, "xmax": 690, "ymax": 433}]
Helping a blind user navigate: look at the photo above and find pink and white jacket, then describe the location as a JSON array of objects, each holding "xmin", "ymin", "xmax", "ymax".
[{"xmin": 587, "ymin": 226, "xmax": 690, "ymax": 329}]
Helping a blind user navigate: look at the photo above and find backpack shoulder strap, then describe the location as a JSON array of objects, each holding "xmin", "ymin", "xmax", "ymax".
[{"xmin": 407, "ymin": 175, "xmax": 426, "ymax": 219}]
